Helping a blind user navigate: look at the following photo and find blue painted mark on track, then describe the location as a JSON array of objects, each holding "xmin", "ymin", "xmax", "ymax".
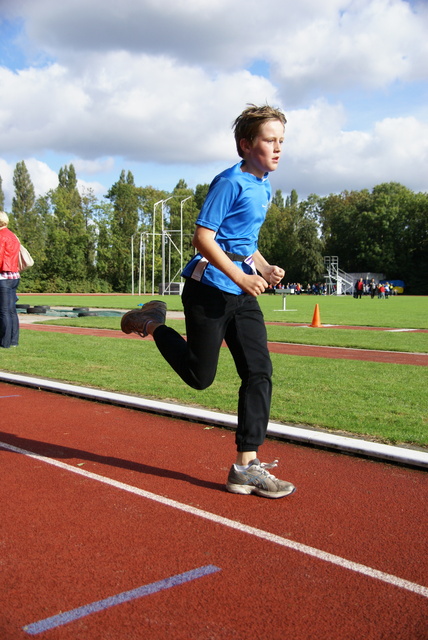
[
  {"xmin": 23, "ymin": 564, "xmax": 221, "ymax": 635},
  {"xmin": 0, "ymin": 395, "xmax": 21, "ymax": 398}
]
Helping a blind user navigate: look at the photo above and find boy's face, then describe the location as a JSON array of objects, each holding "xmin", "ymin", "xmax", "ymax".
[{"xmin": 240, "ymin": 119, "xmax": 284, "ymax": 178}]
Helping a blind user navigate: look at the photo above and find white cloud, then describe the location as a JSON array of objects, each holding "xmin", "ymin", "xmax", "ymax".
[
  {"xmin": 274, "ymin": 102, "xmax": 428, "ymax": 196},
  {"xmin": 0, "ymin": 157, "xmax": 115, "ymax": 209},
  {"xmin": 8, "ymin": 0, "xmax": 427, "ymax": 96},
  {"xmin": 22, "ymin": 158, "xmax": 58, "ymax": 194},
  {"xmin": 0, "ymin": 157, "xmax": 58, "ymax": 209},
  {"xmin": 72, "ymin": 157, "xmax": 115, "ymax": 176},
  {"xmin": 0, "ymin": 159, "xmax": 13, "ymax": 207},
  {"xmin": 269, "ymin": 0, "xmax": 428, "ymax": 103},
  {"xmin": 0, "ymin": 52, "xmax": 278, "ymax": 162},
  {"xmin": 0, "ymin": 0, "xmax": 427, "ymax": 206}
]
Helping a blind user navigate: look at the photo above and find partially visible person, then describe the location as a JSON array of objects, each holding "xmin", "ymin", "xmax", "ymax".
[
  {"xmin": 0, "ymin": 211, "xmax": 20, "ymax": 348},
  {"xmin": 355, "ymin": 277, "xmax": 364, "ymax": 299}
]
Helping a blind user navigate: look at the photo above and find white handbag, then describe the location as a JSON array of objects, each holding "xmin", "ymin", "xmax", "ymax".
[{"xmin": 18, "ymin": 244, "xmax": 34, "ymax": 271}]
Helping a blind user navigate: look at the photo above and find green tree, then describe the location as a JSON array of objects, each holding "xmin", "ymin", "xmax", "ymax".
[
  {"xmin": 7, "ymin": 161, "xmax": 50, "ymax": 290},
  {"xmin": 260, "ymin": 190, "xmax": 325, "ymax": 284},
  {"xmin": 11, "ymin": 161, "xmax": 36, "ymax": 241},
  {"xmin": 80, "ymin": 187, "xmax": 101, "ymax": 281},
  {"xmin": 194, "ymin": 183, "xmax": 210, "ymax": 210},
  {"xmin": 18, "ymin": 195, "xmax": 51, "ymax": 291},
  {"xmin": 285, "ymin": 188, "xmax": 298, "ymax": 207},
  {"xmin": 105, "ymin": 170, "xmax": 140, "ymax": 291},
  {"xmin": 44, "ymin": 164, "xmax": 91, "ymax": 287},
  {"xmin": 321, "ymin": 184, "xmax": 408, "ymax": 272},
  {"xmin": 319, "ymin": 183, "xmax": 428, "ymax": 293},
  {"xmin": 272, "ymin": 189, "xmax": 285, "ymax": 209},
  {"xmin": 289, "ymin": 209, "xmax": 325, "ymax": 283},
  {"xmin": 320, "ymin": 189, "xmax": 372, "ymax": 271},
  {"xmin": 259, "ymin": 203, "xmax": 292, "ymax": 271},
  {"xmin": 389, "ymin": 188, "xmax": 428, "ymax": 293}
]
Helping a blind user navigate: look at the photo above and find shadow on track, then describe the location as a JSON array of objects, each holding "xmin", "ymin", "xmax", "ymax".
[{"xmin": 0, "ymin": 431, "xmax": 225, "ymax": 493}]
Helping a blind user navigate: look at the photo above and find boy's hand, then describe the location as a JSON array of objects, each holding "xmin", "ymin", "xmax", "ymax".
[
  {"xmin": 238, "ymin": 273, "xmax": 269, "ymax": 297},
  {"xmin": 262, "ymin": 265, "xmax": 285, "ymax": 286}
]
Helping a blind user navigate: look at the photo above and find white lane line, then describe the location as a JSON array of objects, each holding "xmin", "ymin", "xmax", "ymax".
[{"xmin": 2, "ymin": 440, "xmax": 427, "ymax": 600}]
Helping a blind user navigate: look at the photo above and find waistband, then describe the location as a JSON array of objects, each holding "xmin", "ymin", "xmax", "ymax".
[{"xmin": 224, "ymin": 251, "xmax": 248, "ymax": 262}]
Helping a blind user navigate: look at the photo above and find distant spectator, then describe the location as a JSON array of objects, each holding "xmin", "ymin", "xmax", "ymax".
[
  {"xmin": 369, "ymin": 278, "xmax": 377, "ymax": 299},
  {"xmin": 355, "ymin": 278, "xmax": 364, "ymax": 299}
]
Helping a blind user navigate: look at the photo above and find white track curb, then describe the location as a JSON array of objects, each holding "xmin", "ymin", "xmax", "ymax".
[{"xmin": 1, "ymin": 371, "xmax": 427, "ymax": 470}]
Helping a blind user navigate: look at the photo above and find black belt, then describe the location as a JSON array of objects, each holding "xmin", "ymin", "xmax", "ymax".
[{"xmin": 224, "ymin": 251, "xmax": 248, "ymax": 262}]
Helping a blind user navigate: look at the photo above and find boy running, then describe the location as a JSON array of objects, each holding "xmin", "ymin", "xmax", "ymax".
[{"xmin": 121, "ymin": 104, "xmax": 295, "ymax": 499}]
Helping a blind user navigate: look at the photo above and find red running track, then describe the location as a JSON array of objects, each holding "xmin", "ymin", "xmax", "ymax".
[
  {"xmin": 1, "ymin": 382, "xmax": 427, "ymax": 639},
  {"xmin": 20, "ymin": 323, "xmax": 428, "ymax": 366}
]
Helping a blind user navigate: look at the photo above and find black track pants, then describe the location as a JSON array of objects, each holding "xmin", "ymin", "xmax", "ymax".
[{"xmin": 153, "ymin": 278, "xmax": 272, "ymax": 452}]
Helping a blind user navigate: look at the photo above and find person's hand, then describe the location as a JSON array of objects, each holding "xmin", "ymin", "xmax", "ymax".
[
  {"xmin": 262, "ymin": 265, "xmax": 285, "ymax": 286},
  {"xmin": 238, "ymin": 273, "xmax": 269, "ymax": 297}
]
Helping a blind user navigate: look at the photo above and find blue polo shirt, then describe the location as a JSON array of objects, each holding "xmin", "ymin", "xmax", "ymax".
[{"xmin": 182, "ymin": 162, "xmax": 271, "ymax": 294}]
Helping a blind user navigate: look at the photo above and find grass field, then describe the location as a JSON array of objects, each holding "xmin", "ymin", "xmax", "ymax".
[
  {"xmin": 3, "ymin": 293, "xmax": 427, "ymax": 448},
  {"xmin": 17, "ymin": 291, "xmax": 428, "ymax": 328}
]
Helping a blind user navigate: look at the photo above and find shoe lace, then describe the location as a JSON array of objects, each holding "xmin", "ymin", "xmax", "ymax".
[{"xmin": 256, "ymin": 459, "xmax": 279, "ymax": 479}]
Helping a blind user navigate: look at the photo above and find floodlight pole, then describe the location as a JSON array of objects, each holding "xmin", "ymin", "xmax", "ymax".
[
  {"xmin": 161, "ymin": 197, "xmax": 174, "ymax": 294},
  {"xmin": 180, "ymin": 196, "xmax": 192, "ymax": 277},
  {"xmin": 138, "ymin": 232, "xmax": 146, "ymax": 296},
  {"xmin": 152, "ymin": 199, "xmax": 164, "ymax": 295},
  {"xmin": 131, "ymin": 234, "xmax": 135, "ymax": 295}
]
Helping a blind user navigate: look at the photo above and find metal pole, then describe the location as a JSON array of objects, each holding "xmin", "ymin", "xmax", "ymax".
[
  {"xmin": 131, "ymin": 235, "xmax": 134, "ymax": 295},
  {"xmin": 143, "ymin": 233, "xmax": 146, "ymax": 294},
  {"xmin": 152, "ymin": 200, "xmax": 163, "ymax": 295},
  {"xmin": 161, "ymin": 197, "xmax": 173, "ymax": 295},
  {"xmin": 138, "ymin": 233, "xmax": 143, "ymax": 296},
  {"xmin": 180, "ymin": 197, "xmax": 191, "ymax": 281}
]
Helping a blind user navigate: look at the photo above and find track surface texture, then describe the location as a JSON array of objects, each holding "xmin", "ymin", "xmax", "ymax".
[
  {"xmin": 19, "ymin": 321, "xmax": 428, "ymax": 366},
  {"xmin": 1, "ymin": 381, "xmax": 427, "ymax": 640}
]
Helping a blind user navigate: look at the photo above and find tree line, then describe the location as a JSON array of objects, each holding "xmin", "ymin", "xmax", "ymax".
[{"xmin": 1, "ymin": 161, "xmax": 427, "ymax": 294}]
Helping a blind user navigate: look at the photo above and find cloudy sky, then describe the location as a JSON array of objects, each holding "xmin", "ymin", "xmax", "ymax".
[{"xmin": 1, "ymin": 0, "xmax": 427, "ymax": 209}]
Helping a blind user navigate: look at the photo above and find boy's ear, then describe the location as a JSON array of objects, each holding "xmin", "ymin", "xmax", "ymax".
[{"xmin": 239, "ymin": 138, "xmax": 252, "ymax": 155}]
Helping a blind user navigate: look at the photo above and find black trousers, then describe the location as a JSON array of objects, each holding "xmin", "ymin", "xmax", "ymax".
[{"xmin": 153, "ymin": 278, "xmax": 272, "ymax": 452}]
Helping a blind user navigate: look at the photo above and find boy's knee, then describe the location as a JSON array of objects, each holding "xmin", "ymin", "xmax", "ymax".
[
  {"xmin": 189, "ymin": 370, "xmax": 216, "ymax": 391},
  {"xmin": 190, "ymin": 378, "xmax": 214, "ymax": 391}
]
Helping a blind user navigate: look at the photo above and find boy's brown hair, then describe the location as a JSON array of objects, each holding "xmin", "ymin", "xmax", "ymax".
[{"xmin": 233, "ymin": 104, "xmax": 287, "ymax": 158}]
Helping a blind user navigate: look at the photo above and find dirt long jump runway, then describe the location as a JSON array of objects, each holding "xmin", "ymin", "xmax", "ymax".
[{"xmin": 1, "ymin": 380, "xmax": 427, "ymax": 640}]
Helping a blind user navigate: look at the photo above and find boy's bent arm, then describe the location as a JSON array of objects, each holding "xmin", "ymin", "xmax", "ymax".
[
  {"xmin": 193, "ymin": 226, "xmax": 269, "ymax": 297},
  {"xmin": 252, "ymin": 250, "xmax": 285, "ymax": 286}
]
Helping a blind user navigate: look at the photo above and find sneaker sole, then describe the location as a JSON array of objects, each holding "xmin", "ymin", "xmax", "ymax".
[
  {"xmin": 121, "ymin": 302, "xmax": 167, "ymax": 335},
  {"xmin": 226, "ymin": 482, "xmax": 296, "ymax": 499}
]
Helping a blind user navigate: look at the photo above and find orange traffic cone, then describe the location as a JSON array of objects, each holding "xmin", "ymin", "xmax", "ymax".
[{"xmin": 310, "ymin": 304, "xmax": 322, "ymax": 328}]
